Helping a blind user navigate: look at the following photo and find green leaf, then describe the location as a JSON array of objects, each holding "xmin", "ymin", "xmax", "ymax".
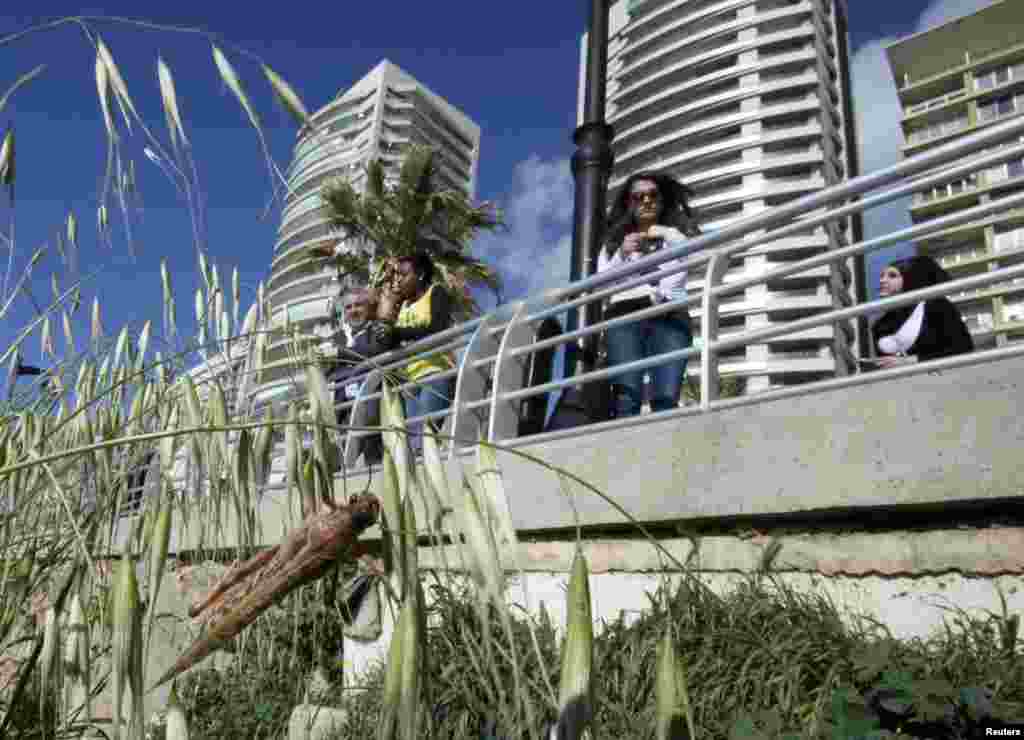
[
  {"xmin": 728, "ymin": 715, "xmax": 759, "ymax": 740},
  {"xmin": 852, "ymin": 642, "xmax": 893, "ymax": 682}
]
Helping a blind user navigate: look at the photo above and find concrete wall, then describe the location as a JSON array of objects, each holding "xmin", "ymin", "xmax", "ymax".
[
  {"xmin": 163, "ymin": 352, "xmax": 1024, "ymax": 555},
  {"xmin": 153, "ymin": 353, "xmax": 1024, "ymax": 688}
]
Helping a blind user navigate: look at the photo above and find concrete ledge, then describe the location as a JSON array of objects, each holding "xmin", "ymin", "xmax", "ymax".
[
  {"xmin": 167, "ymin": 356, "xmax": 1024, "ymax": 557},
  {"xmin": 493, "ymin": 354, "xmax": 1024, "ymax": 530},
  {"xmin": 417, "ymin": 527, "xmax": 1024, "ymax": 576}
]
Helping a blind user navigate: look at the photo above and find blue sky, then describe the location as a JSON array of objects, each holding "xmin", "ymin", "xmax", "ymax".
[{"xmin": 0, "ymin": 0, "xmax": 995, "ymax": 397}]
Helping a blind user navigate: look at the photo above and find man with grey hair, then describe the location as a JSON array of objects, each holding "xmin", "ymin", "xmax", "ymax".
[{"xmin": 328, "ymin": 286, "xmax": 395, "ymax": 466}]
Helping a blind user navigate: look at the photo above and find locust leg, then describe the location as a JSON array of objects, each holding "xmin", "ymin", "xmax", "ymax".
[{"xmin": 187, "ymin": 545, "xmax": 279, "ymax": 619}]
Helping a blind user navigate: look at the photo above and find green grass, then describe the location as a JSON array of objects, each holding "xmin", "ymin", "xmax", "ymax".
[{"xmin": 164, "ymin": 572, "xmax": 1023, "ymax": 739}]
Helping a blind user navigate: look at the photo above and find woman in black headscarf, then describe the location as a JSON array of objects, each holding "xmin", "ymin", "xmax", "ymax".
[
  {"xmin": 871, "ymin": 255, "xmax": 973, "ymax": 368},
  {"xmin": 597, "ymin": 171, "xmax": 701, "ymax": 417}
]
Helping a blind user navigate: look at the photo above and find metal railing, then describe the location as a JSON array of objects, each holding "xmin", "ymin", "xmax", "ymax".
[{"xmin": 252, "ymin": 112, "xmax": 1024, "ymax": 477}]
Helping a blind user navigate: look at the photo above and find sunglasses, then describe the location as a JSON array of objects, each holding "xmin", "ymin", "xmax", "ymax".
[{"xmin": 629, "ymin": 190, "xmax": 661, "ymax": 205}]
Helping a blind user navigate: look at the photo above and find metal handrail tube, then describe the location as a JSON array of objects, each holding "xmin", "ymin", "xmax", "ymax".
[
  {"xmin": 712, "ymin": 186, "xmax": 1024, "ymax": 299},
  {"xmin": 496, "ymin": 341, "xmax": 1024, "ymax": 450},
  {"xmin": 498, "ymin": 165, "xmax": 1024, "ymax": 374},
  {"xmin": 258, "ymin": 334, "xmax": 472, "ymax": 415},
  {"xmin": 249, "ymin": 101, "xmax": 1024, "ymax": 447},
  {"xmin": 331, "ymin": 366, "xmax": 461, "ymax": 416},
  {"xmin": 493, "ymin": 260, "xmax": 1024, "ymax": 407},
  {"xmin": 458, "ymin": 397, "xmax": 492, "ymax": 413},
  {"xmin": 507, "ymin": 294, "xmax": 703, "ymax": 360},
  {"xmin": 521, "ymin": 113, "xmax": 1024, "ymax": 305},
  {"xmin": 712, "ymin": 261, "xmax": 1024, "ymax": 352},
  {"xmin": 497, "ymin": 344, "xmax": 702, "ymax": 405},
  {"xmin": 335, "ymin": 195, "xmax": 982, "ymax": 422},
  {"xmin": 511, "ymin": 137, "xmax": 1024, "ymax": 333},
  {"xmin": 319, "ymin": 330, "xmax": 474, "ymax": 379},
  {"xmin": 346, "ymin": 403, "xmax": 453, "ymax": 433}
]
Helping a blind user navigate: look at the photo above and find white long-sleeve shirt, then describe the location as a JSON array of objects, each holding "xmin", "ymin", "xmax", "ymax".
[{"xmin": 596, "ymin": 228, "xmax": 689, "ymax": 307}]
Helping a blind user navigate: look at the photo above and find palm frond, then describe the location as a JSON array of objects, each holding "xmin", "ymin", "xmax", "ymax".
[
  {"xmin": 320, "ymin": 178, "xmax": 364, "ymax": 237},
  {"xmin": 366, "ymin": 159, "xmax": 386, "ymax": 199},
  {"xmin": 318, "ymin": 143, "xmax": 504, "ymax": 309},
  {"xmin": 398, "ymin": 145, "xmax": 436, "ymax": 198}
]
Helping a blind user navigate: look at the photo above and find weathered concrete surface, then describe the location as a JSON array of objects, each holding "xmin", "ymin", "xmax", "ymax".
[
  {"xmin": 196, "ymin": 354, "xmax": 1024, "ymax": 553},
  {"xmin": 414, "ymin": 527, "xmax": 1024, "ymax": 576},
  {"xmin": 491, "ymin": 355, "xmax": 1024, "ymax": 530}
]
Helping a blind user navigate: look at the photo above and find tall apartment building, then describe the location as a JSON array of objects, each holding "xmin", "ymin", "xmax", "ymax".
[
  {"xmin": 254, "ymin": 60, "xmax": 481, "ymax": 407},
  {"xmin": 583, "ymin": 0, "xmax": 865, "ymax": 394},
  {"xmin": 885, "ymin": 0, "xmax": 1024, "ymax": 350}
]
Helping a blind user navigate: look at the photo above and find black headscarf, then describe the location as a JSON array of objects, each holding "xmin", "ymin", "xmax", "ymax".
[
  {"xmin": 604, "ymin": 170, "xmax": 700, "ymax": 257},
  {"xmin": 872, "ymin": 256, "xmax": 952, "ymax": 345}
]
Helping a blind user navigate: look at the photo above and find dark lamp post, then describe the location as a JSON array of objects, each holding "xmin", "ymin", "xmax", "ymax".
[{"xmin": 551, "ymin": 0, "xmax": 614, "ymax": 429}]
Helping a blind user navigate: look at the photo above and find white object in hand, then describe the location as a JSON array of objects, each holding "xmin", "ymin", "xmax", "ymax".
[{"xmin": 646, "ymin": 225, "xmax": 686, "ymax": 241}]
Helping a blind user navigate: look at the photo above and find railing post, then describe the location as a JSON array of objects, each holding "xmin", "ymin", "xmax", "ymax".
[
  {"xmin": 700, "ymin": 250, "xmax": 728, "ymax": 411},
  {"xmin": 343, "ymin": 369, "xmax": 381, "ymax": 471},
  {"xmin": 488, "ymin": 302, "xmax": 533, "ymax": 443},
  {"xmin": 449, "ymin": 316, "xmax": 499, "ymax": 460}
]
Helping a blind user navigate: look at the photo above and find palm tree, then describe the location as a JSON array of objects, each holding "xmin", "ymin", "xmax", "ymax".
[{"xmin": 310, "ymin": 144, "xmax": 504, "ymax": 321}]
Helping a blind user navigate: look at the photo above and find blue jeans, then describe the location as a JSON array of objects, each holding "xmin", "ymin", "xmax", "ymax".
[
  {"xmin": 402, "ymin": 374, "xmax": 455, "ymax": 447},
  {"xmin": 605, "ymin": 311, "xmax": 692, "ymax": 418}
]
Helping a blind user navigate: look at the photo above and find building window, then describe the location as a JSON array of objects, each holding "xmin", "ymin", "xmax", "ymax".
[
  {"xmin": 994, "ymin": 224, "xmax": 1024, "ymax": 252},
  {"xmin": 907, "ymin": 112, "xmax": 969, "ymax": 145},
  {"xmin": 978, "ymin": 93, "xmax": 1022, "ymax": 123},
  {"xmin": 917, "ymin": 174, "xmax": 979, "ymax": 204},
  {"xmin": 975, "ymin": 62, "xmax": 1021, "ymax": 92}
]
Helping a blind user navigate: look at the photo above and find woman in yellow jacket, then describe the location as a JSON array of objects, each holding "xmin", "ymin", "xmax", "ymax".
[{"xmin": 374, "ymin": 252, "xmax": 456, "ymax": 439}]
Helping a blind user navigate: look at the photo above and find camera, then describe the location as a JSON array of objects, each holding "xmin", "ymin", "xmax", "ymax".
[{"xmin": 639, "ymin": 236, "xmax": 663, "ymax": 254}]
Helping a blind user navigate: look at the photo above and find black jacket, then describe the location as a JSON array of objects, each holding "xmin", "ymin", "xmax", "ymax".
[
  {"xmin": 872, "ymin": 298, "xmax": 973, "ymax": 362},
  {"xmin": 328, "ymin": 320, "xmax": 395, "ymax": 387}
]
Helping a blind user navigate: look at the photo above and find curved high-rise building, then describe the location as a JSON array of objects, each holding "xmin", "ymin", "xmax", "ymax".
[
  {"xmin": 586, "ymin": 0, "xmax": 866, "ymax": 394},
  {"xmin": 254, "ymin": 60, "xmax": 481, "ymax": 407}
]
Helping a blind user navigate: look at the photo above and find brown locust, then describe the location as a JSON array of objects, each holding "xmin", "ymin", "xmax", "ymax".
[{"xmin": 151, "ymin": 493, "xmax": 381, "ymax": 690}]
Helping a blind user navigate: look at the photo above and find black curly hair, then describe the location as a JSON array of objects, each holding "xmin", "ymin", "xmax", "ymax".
[
  {"xmin": 604, "ymin": 170, "xmax": 700, "ymax": 257},
  {"xmin": 396, "ymin": 250, "xmax": 436, "ymax": 286}
]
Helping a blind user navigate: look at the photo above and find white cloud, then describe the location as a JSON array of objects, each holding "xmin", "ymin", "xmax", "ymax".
[
  {"xmin": 916, "ymin": 0, "xmax": 994, "ymax": 31},
  {"xmin": 850, "ymin": 0, "xmax": 998, "ymax": 292},
  {"xmin": 852, "ymin": 0, "xmax": 1000, "ymax": 173},
  {"xmin": 475, "ymin": 155, "xmax": 575, "ymax": 304}
]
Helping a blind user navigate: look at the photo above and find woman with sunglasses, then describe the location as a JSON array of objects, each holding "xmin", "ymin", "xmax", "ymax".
[{"xmin": 597, "ymin": 171, "xmax": 701, "ymax": 418}]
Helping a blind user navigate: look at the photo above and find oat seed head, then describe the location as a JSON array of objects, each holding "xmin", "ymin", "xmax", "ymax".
[
  {"xmin": 261, "ymin": 63, "xmax": 311, "ymax": 129},
  {"xmin": 156, "ymin": 56, "xmax": 189, "ymax": 152},
  {"xmin": 212, "ymin": 45, "xmax": 261, "ymax": 132}
]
